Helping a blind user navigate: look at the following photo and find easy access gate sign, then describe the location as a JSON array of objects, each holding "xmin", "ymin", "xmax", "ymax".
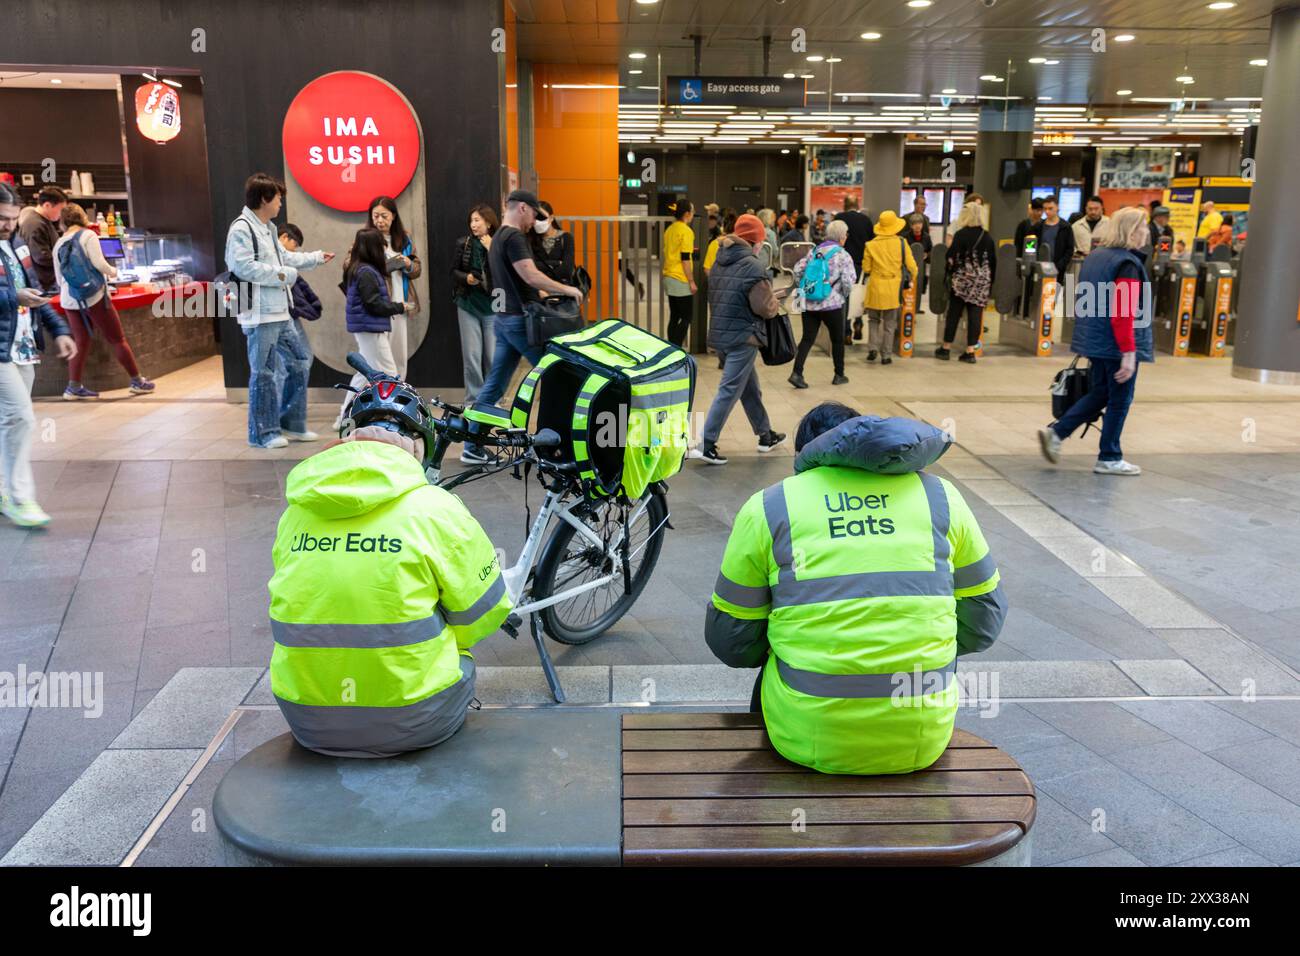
[{"xmin": 667, "ymin": 76, "xmax": 806, "ymax": 108}]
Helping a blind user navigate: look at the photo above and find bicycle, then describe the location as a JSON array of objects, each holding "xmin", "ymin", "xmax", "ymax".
[{"xmin": 341, "ymin": 353, "xmax": 672, "ymax": 703}]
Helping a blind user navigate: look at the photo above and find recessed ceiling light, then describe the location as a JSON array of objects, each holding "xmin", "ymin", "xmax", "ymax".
[
  {"xmin": 1039, "ymin": 96, "xmax": 1053, "ymax": 101},
  {"xmin": 907, "ymin": 0, "xmax": 933, "ymax": 7},
  {"xmin": 860, "ymin": 32, "xmax": 882, "ymax": 40},
  {"xmin": 1117, "ymin": 89, "xmax": 1133, "ymax": 95},
  {"xmin": 1250, "ymin": 58, "xmax": 1268, "ymax": 66},
  {"xmin": 962, "ymin": 150, "xmax": 971, "ymax": 155},
  {"xmin": 1177, "ymin": 75, "xmax": 1194, "ymax": 83},
  {"xmin": 826, "ymin": 57, "xmax": 843, "ymax": 63},
  {"xmin": 806, "ymin": 55, "xmax": 824, "ymax": 62},
  {"xmin": 1028, "ymin": 57, "xmax": 1046, "ymax": 64},
  {"xmin": 800, "ymin": 74, "xmax": 816, "ymax": 79},
  {"xmin": 50, "ymin": 78, "xmax": 62, "ymax": 84},
  {"xmin": 1114, "ymin": 34, "xmax": 1135, "ymax": 42},
  {"xmin": 1051, "ymin": 150, "xmax": 1061, "ymax": 155},
  {"xmin": 783, "ymin": 72, "xmax": 796, "ymax": 79},
  {"xmin": 979, "ymin": 75, "xmax": 1001, "ymax": 82},
  {"xmin": 635, "ymin": 0, "xmax": 659, "ymax": 4},
  {"xmin": 629, "ymin": 52, "xmax": 647, "ymax": 60},
  {"xmin": 1043, "ymin": 59, "xmax": 1060, "ymax": 65},
  {"xmin": 628, "ymin": 69, "xmax": 643, "ymax": 75},
  {"xmin": 941, "ymin": 88, "xmax": 957, "ymax": 94},
  {"xmin": 781, "ymin": 149, "xmax": 791, "ymax": 154},
  {"xmin": 1207, "ymin": 2, "xmax": 1235, "ymax": 9}
]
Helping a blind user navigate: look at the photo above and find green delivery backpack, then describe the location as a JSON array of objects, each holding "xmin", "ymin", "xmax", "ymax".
[{"xmin": 510, "ymin": 319, "xmax": 696, "ymax": 500}]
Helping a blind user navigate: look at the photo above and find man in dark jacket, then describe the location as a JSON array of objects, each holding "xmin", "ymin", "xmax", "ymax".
[
  {"xmin": 1014, "ymin": 197, "xmax": 1044, "ymax": 257},
  {"xmin": 17, "ymin": 186, "xmax": 67, "ymax": 291},
  {"xmin": 834, "ymin": 200, "xmax": 873, "ymax": 342},
  {"xmin": 698, "ymin": 214, "xmax": 785, "ymax": 465},
  {"xmin": 1, "ymin": 182, "xmax": 75, "ymax": 527},
  {"xmin": 1029, "ymin": 195, "xmax": 1075, "ymax": 277}
]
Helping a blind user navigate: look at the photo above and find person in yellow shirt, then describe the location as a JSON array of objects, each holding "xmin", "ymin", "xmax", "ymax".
[
  {"xmin": 662, "ymin": 200, "xmax": 697, "ymax": 346},
  {"xmin": 860, "ymin": 210, "xmax": 918, "ymax": 366},
  {"xmin": 1196, "ymin": 200, "xmax": 1223, "ymax": 241}
]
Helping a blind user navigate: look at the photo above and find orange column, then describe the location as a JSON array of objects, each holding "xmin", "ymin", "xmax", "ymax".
[{"xmin": 531, "ymin": 63, "xmax": 619, "ymax": 322}]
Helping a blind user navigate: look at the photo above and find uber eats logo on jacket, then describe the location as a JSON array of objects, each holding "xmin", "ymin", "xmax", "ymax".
[
  {"xmin": 823, "ymin": 492, "xmax": 895, "ymax": 537},
  {"xmin": 290, "ymin": 531, "xmax": 403, "ymax": 554}
]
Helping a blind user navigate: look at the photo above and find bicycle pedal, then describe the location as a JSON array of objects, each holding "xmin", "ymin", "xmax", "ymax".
[{"xmin": 502, "ymin": 614, "xmax": 522, "ymax": 639}]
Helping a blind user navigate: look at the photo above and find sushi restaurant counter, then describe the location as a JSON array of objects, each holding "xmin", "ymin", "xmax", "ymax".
[{"xmin": 32, "ymin": 283, "xmax": 219, "ymax": 397}]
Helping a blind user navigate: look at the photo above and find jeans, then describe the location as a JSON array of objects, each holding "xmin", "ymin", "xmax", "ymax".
[
  {"xmin": 0, "ymin": 361, "xmax": 37, "ymax": 504},
  {"xmin": 243, "ymin": 320, "xmax": 310, "ymax": 446},
  {"xmin": 702, "ymin": 343, "xmax": 772, "ymax": 446},
  {"xmin": 477, "ymin": 313, "xmax": 544, "ymax": 410},
  {"xmin": 943, "ymin": 298, "xmax": 982, "ymax": 349},
  {"xmin": 793, "ymin": 304, "xmax": 846, "ymax": 376},
  {"xmin": 456, "ymin": 306, "xmax": 496, "ymax": 403},
  {"xmin": 1051, "ymin": 356, "xmax": 1138, "ymax": 461},
  {"xmin": 867, "ymin": 307, "xmax": 899, "ymax": 357}
]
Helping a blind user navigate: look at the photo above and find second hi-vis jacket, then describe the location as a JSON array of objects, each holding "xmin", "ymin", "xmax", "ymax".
[
  {"xmin": 706, "ymin": 416, "xmax": 1006, "ymax": 775},
  {"xmin": 269, "ymin": 438, "xmax": 512, "ymax": 758}
]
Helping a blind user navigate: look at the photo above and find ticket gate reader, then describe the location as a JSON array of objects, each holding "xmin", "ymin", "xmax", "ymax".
[
  {"xmin": 1190, "ymin": 260, "xmax": 1234, "ymax": 357},
  {"xmin": 999, "ymin": 256, "xmax": 1056, "ymax": 356},
  {"xmin": 894, "ymin": 239, "xmax": 927, "ymax": 359},
  {"xmin": 1153, "ymin": 260, "xmax": 1198, "ymax": 357}
]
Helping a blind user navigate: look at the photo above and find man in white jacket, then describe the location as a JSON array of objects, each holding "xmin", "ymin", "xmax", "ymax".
[
  {"xmin": 225, "ymin": 173, "xmax": 333, "ymax": 449},
  {"xmin": 1072, "ymin": 195, "xmax": 1109, "ymax": 260}
]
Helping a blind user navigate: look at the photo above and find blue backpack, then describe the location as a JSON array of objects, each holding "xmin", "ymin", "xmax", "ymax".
[
  {"xmin": 801, "ymin": 246, "xmax": 834, "ymax": 303},
  {"xmin": 57, "ymin": 234, "xmax": 105, "ymax": 307}
]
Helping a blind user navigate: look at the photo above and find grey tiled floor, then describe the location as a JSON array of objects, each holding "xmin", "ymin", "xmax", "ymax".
[{"xmin": 3, "ymin": 444, "xmax": 1300, "ymax": 864}]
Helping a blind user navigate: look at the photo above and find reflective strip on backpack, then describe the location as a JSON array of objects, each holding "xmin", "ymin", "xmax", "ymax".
[
  {"xmin": 510, "ymin": 353, "xmax": 559, "ymax": 429},
  {"xmin": 761, "ymin": 475, "xmax": 954, "ymax": 609},
  {"xmin": 775, "ymin": 656, "xmax": 957, "ymax": 699},
  {"xmin": 271, "ymin": 612, "xmax": 446, "ymax": 649}
]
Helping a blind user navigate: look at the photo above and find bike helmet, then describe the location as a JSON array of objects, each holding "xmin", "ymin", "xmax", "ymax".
[{"xmin": 343, "ymin": 376, "xmax": 437, "ymax": 466}]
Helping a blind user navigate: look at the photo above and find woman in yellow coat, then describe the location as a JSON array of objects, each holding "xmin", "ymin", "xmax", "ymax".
[{"xmin": 860, "ymin": 210, "xmax": 918, "ymax": 365}]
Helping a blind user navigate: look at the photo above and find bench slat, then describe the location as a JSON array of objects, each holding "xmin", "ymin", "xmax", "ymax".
[
  {"xmin": 621, "ymin": 714, "xmax": 992, "ymax": 749},
  {"xmin": 624, "ymin": 822, "xmax": 1024, "ymax": 866},
  {"xmin": 623, "ymin": 770, "xmax": 1035, "ymax": 799},
  {"xmin": 624, "ymin": 795, "xmax": 1036, "ymax": 828},
  {"xmin": 622, "ymin": 746, "xmax": 1021, "ymax": 774}
]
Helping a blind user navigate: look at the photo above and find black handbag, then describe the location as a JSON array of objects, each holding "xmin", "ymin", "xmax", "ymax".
[
  {"xmin": 760, "ymin": 313, "xmax": 797, "ymax": 366},
  {"xmin": 1050, "ymin": 355, "xmax": 1099, "ymax": 434},
  {"xmin": 524, "ymin": 295, "xmax": 585, "ymax": 348}
]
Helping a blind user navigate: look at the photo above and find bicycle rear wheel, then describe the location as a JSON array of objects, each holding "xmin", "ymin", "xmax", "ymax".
[{"xmin": 532, "ymin": 491, "xmax": 668, "ymax": 645}]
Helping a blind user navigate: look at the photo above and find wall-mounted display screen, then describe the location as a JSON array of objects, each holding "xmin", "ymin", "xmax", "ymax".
[
  {"xmin": 948, "ymin": 186, "xmax": 966, "ymax": 224},
  {"xmin": 1000, "ymin": 158, "xmax": 1033, "ymax": 191}
]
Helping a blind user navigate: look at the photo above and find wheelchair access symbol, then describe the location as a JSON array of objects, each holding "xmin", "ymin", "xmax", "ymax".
[{"xmin": 680, "ymin": 79, "xmax": 703, "ymax": 103}]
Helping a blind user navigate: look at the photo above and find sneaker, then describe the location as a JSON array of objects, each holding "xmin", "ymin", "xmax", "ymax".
[
  {"xmin": 2, "ymin": 498, "xmax": 51, "ymax": 528},
  {"xmin": 1037, "ymin": 427, "xmax": 1062, "ymax": 464},
  {"xmin": 788, "ymin": 372, "xmax": 809, "ymax": 389},
  {"xmin": 1094, "ymin": 459, "xmax": 1142, "ymax": 476},
  {"xmin": 282, "ymin": 430, "xmax": 319, "ymax": 442},
  {"xmin": 260, "ymin": 436, "xmax": 290, "ymax": 449},
  {"xmin": 866, "ymin": 350, "xmax": 878, "ymax": 363},
  {"xmin": 128, "ymin": 377, "xmax": 156, "ymax": 394},
  {"xmin": 460, "ymin": 446, "xmax": 490, "ymax": 465},
  {"xmin": 832, "ymin": 374, "xmax": 849, "ymax": 385},
  {"xmin": 880, "ymin": 356, "xmax": 892, "ymax": 366},
  {"xmin": 758, "ymin": 430, "xmax": 787, "ymax": 453},
  {"xmin": 62, "ymin": 383, "xmax": 99, "ymax": 400},
  {"xmin": 853, "ymin": 319, "xmax": 864, "ymax": 341},
  {"xmin": 699, "ymin": 443, "xmax": 728, "ymax": 465},
  {"xmin": 958, "ymin": 352, "xmax": 977, "ymax": 364},
  {"xmin": 934, "ymin": 347, "xmax": 951, "ymax": 361}
]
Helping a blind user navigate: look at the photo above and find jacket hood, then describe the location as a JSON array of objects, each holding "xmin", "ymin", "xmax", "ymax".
[
  {"xmin": 715, "ymin": 236, "xmax": 755, "ymax": 266},
  {"xmin": 794, "ymin": 415, "xmax": 951, "ymax": 475},
  {"xmin": 284, "ymin": 440, "xmax": 428, "ymax": 519}
]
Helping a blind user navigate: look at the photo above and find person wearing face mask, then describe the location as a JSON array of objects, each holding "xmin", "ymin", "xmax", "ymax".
[{"xmin": 529, "ymin": 200, "xmax": 575, "ymax": 284}]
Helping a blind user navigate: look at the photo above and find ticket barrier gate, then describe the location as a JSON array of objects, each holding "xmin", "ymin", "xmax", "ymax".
[
  {"xmin": 894, "ymin": 239, "xmax": 927, "ymax": 359},
  {"xmin": 998, "ymin": 253, "xmax": 1057, "ymax": 357},
  {"xmin": 1153, "ymin": 260, "xmax": 1198, "ymax": 357},
  {"xmin": 1189, "ymin": 259, "xmax": 1234, "ymax": 357}
]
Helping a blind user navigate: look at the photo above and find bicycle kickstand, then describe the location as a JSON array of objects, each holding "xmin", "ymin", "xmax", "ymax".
[{"xmin": 529, "ymin": 613, "xmax": 567, "ymax": 704}]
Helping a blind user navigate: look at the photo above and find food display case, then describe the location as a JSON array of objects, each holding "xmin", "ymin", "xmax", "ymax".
[{"xmin": 111, "ymin": 232, "xmax": 195, "ymax": 286}]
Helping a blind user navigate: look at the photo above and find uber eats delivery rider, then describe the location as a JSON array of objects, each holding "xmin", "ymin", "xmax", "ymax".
[
  {"xmin": 706, "ymin": 402, "xmax": 1007, "ymax": 775},
  {"xmin": 268, "ymin": 378, "xmax": 512, "ymax": 758}
]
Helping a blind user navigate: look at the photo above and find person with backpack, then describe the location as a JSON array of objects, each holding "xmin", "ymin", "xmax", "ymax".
[
  {"xmin": 337, "ymin": 227, "xmax": 416, "ymax": 424},
  {"xmin": 53, "ymin": 203, "xmax": 154, "ymax": 399},
  {"xmin": 788, "ymin": 219, "xmax": 855, "ymax": 389},
  {"xmin": 936, "ymin": 202, "xmax": 996, "ymax": 364},
  {"xmin": 226, "ymin": 173, "xmax": 333, "ymax": 449},
  {"xmin": 859, "ymin": 210, "xmax": 918, "ymax": 366}
]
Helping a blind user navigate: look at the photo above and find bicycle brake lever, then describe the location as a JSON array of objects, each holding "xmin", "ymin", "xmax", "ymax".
[{"xmin": 332, "ymin": 383, "xmax": 361, "ymax": 394}]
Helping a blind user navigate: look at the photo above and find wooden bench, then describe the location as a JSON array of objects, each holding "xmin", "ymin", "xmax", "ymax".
[{"xmin": 622, "ymin": 712, "xmax": 1035, "ymax": 866}]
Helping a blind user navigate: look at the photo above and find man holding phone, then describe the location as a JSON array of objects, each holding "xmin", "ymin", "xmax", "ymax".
[{"xmin": 0, "ymin": 182, "xmax": 76, "ymax": 527}]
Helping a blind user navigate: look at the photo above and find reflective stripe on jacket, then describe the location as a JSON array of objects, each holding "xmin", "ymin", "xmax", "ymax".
[
  {"xmin": 706, "ymin": 416, "xmax": 1006, "ymax": 775},
  {"xmin": 269, "ymin": 440, "xmax": 512, "ymax": 757}
]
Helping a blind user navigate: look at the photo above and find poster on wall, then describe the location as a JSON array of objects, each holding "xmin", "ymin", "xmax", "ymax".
[
  {"xmin": 809, "ymin": 147, "xmax": 862, "ymax": 214},
  {"xmin": 1097, "ymin": 147, "xmax": 1174, "ymax": 191},
  {"xmin": 1163, "ymin": 186, "xmax": 1201, "ymax": 253}
]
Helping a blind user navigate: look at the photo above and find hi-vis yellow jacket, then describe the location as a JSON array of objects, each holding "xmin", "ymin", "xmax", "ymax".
[
  {"xmin": 269, "ymin": 438, "xmax": 511, "ymax": 757},
  {"xmin": 706, "ymin": 416, "xmax": 1006, "ymax": 775}
]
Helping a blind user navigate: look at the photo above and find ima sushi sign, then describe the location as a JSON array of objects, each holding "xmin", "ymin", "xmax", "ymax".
[{"xmin": 282, "ymin": 71, "xmax": 421, "ymax": 212}]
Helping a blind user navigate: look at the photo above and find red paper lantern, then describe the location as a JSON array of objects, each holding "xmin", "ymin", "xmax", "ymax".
[{"xmin": 135, "ymin": 82, "xmax": 181, "ymax": 144}]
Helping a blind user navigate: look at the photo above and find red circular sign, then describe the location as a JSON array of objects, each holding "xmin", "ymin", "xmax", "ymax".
[{"xmin": 282, "ymin": 71, "xmax": 420, "ymax": 212}]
